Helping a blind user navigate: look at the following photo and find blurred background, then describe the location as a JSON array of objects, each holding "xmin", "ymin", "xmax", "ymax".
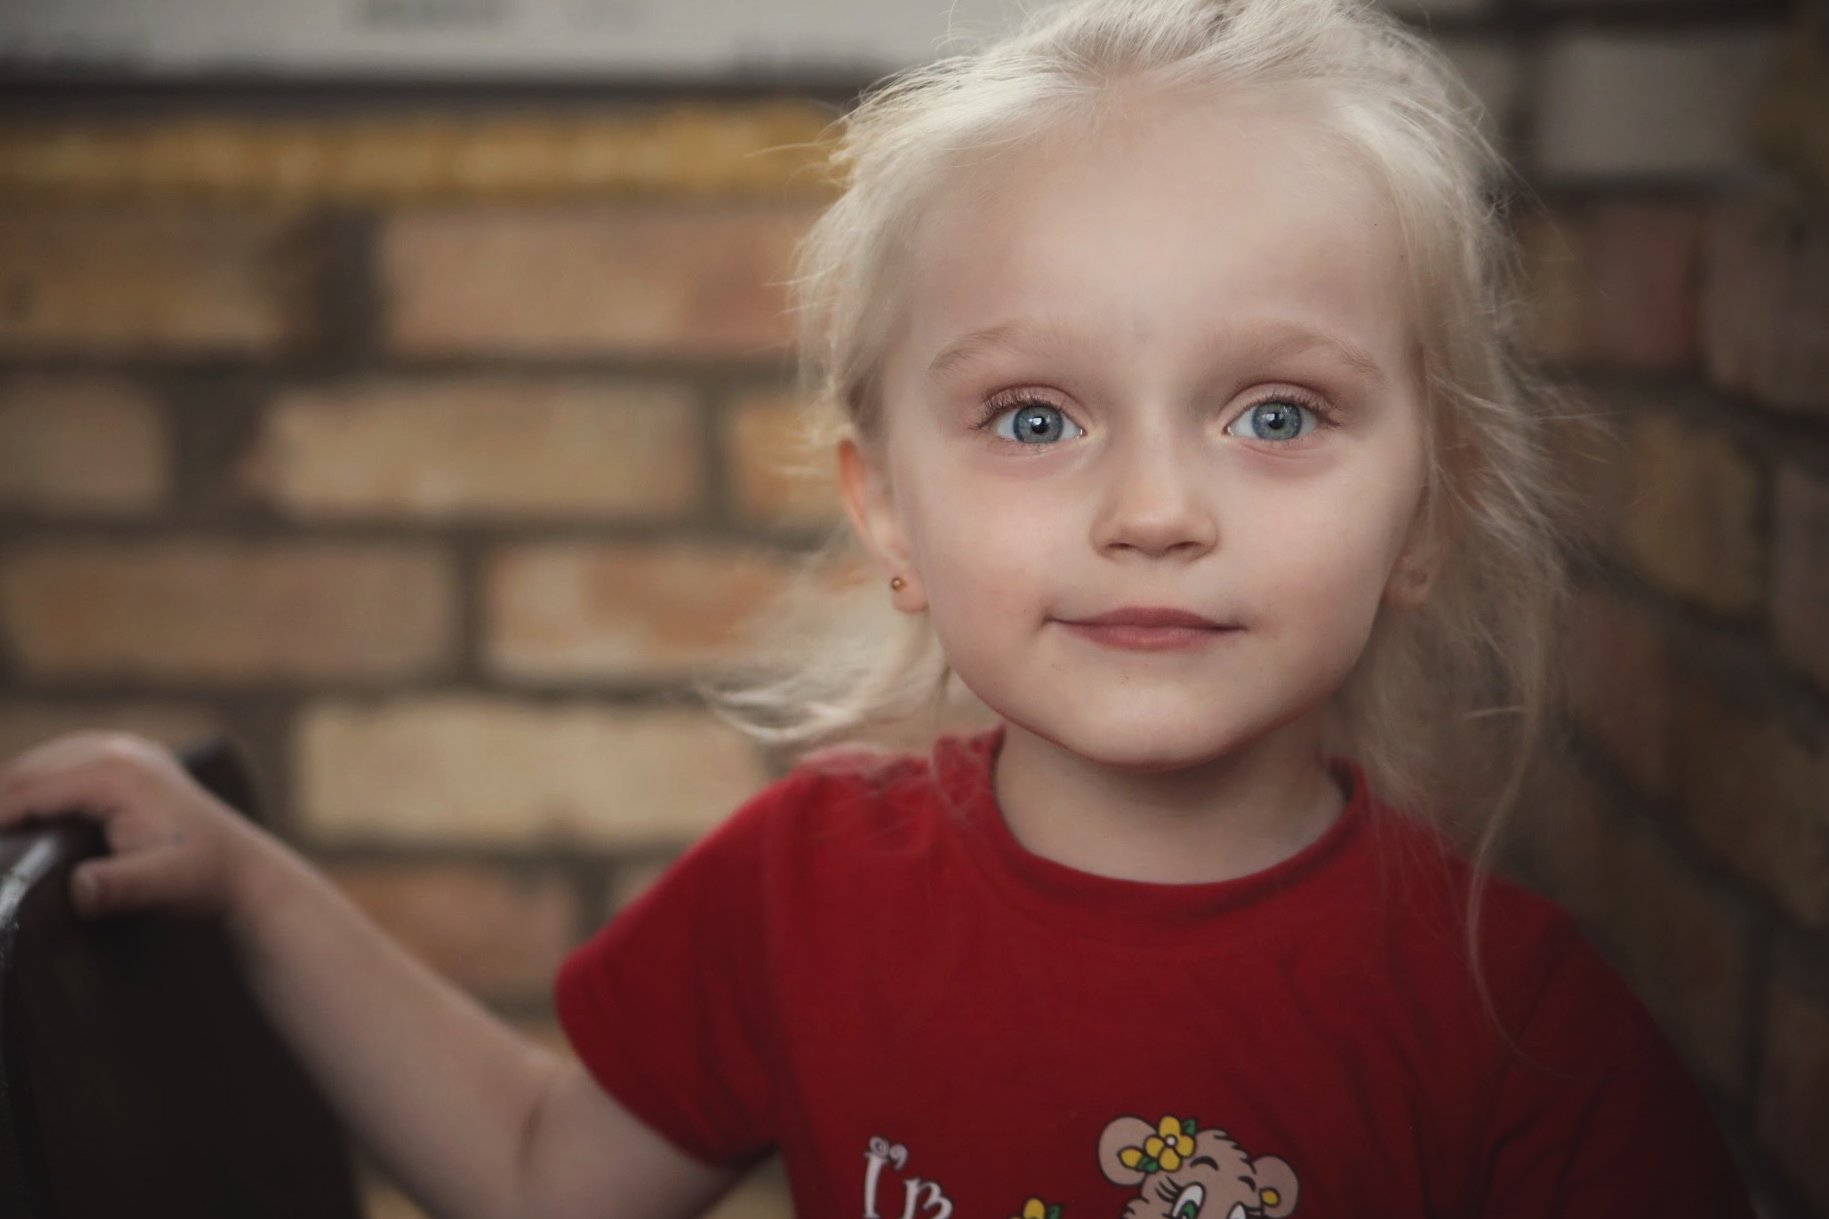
[{"xmin": 0, "ymin": 0, "xmax": 1825, "ymax": 1215}]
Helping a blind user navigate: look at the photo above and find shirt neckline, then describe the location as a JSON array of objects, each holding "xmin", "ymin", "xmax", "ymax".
[{"xmin": 932, "ymin": 724, "xmax": 1375, "ymax": 949}]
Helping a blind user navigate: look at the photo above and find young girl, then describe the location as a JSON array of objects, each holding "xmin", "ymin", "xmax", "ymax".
[{"xmin": 0, "ymin": 1, "xmax": 1755, "ymax": 1216}]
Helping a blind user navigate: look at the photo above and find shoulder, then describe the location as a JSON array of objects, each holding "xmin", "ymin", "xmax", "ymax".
[
  {"xmin": 1351, "ymin": 791, "xmax": 1750, "ymax": 1184},
  {"xmin": 1354, "ymin": 781, "xmax": 1571, "ymax": 937},
  {"xmin": 1357, "ymin": 783, "xmax": 1715, "ymax": 1087},
  {"xmin": 696, "ymin": 730, "xmax": 985, "ymax": 867},
  {"xmin": 1350, "ymin": 781, "xmax": 1594, "ymax": 1021},
  {"xmin": 1468, "ymin": 895, "xmax": 1755, "ymax": 1211}
]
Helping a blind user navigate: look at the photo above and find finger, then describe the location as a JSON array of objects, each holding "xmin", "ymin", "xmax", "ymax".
[
  {"xmin": 4, "ymin": 784, "xmax": 188, "ymax": 864},
  {"xmin": 0, "ymin": 736, "xmax": 120, "ymax": 807},
  {"xmin": 0, "ymin": 771, "xmax": 118, "ymax": 831},
  {"xmin": 70, "ymin": 846, "xmax": 189, "ymax": 919},
  {"xmin": 1, "ymin": 731, "xmax": 133, "ymax": 781},
  {"xmin": 4, "ymin": 732, "xmax": 164, "ymax": 790},
  {"xmin": 0, "ymin": 737, "xmax": 165, "ymax": 811}
]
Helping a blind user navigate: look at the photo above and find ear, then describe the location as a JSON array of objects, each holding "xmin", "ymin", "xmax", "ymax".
[
  {"xmin": 1382, "ymin": 500, "xmax": 1439, "ymax": 610},
  {"xmin": 1096, "ymin": 1116, "xmax": 1158, "ymax": 1186},
  {"xmin": 1249, "ymin": 1155, "xmax": 1300, "ymax": 1218},
  {"xmin": 836, "ymin": 434, "xmax": 927, "ymax": 613}
]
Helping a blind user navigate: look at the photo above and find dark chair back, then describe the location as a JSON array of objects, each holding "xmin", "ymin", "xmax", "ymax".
[{"xmin": 0, "ymin": 737, "xmax": 365, "ymax": 1219}]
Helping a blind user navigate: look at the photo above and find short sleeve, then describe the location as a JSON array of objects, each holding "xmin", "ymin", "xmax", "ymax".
[
  {"xmin": 1476, "ymin": 923, "xmax": 1754, "ymax": 1218},
  {"xmin": 553, "ymin": 774, "xmax": 798, "ymax": 1167}
]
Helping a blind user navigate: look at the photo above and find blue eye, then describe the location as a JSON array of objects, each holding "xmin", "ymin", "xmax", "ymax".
[
  {"xmin": 988, "ymin": 401, "xmax": 1084, "ymax": 445},
  {"xmin": 1226, "ymin": 398, "xmax": 1320, "ymax": 442}
]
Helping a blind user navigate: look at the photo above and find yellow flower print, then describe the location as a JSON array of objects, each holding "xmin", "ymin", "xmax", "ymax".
[
  {"xmin": 1116, "ymin": 1115, "xmax": 1200, "ymax": 1173},
  {"xmin": 1011, "ymin": 1197, "xmax": 1061, "ymax": 1219}
]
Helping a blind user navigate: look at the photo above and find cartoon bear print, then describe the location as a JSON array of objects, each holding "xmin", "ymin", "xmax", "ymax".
[{"xmin": 1097, "ymin": 1115, "xmax": 1299, "ymax": 1219}]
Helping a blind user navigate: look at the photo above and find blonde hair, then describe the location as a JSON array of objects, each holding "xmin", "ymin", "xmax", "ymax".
[{"xmin": 709, "ymin": 0, "xmax": 1594, "ymax": 989}]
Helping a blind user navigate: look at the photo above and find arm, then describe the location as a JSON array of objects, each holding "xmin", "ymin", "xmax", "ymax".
[
  {"xmin": 227, "ymin": 821, "xmax": 740, "ymax": 1219},
  {"xmin": 1475, "ymin": 927, "xmax": 1755, "ymax": 1218},
  {"xmin": 224, "ymin": 829, "xmax": 537, "ymax": 1219},
  {"xmin": 0, "ymin": 730, "xmax": 734, "ymax": 1219},
  {"xmin": 515, "ymin": 1058, "xmax": 743, "ymax": 1219}
]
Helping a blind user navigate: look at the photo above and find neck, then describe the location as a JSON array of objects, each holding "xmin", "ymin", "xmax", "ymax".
[{"xmin": 990, "ymin": 716, "xmax": 1346, "ymax": 885}]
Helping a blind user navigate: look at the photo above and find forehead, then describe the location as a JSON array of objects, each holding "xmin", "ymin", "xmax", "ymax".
[{"xmin": 890, "ymin": 92, "xmax": 1414, "ymax": 384}]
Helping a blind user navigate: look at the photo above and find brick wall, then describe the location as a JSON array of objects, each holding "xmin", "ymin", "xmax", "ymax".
[
  {"xmin": 0, "ymin": 100, "xmax": 832, "ymax": 1219},
  {"xmin": 0, "ymin": 0, "xmax": 1824, "ymax": 1216},
  {"xmin": 1498, "ymin": 4, "xmax": 1829, "ymax": 1215}
]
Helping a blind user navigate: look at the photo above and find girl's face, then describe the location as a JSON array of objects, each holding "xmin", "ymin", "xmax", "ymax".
[{"xmin": 841, "ymin": 92, "xmax": 1433, "ymax": 775}]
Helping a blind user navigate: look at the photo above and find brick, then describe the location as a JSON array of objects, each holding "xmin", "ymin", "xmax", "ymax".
[
  {"xmin": 1518, "ymin": 211, "xmax": 1588, "ymax": 365},
  {"xmin": 325, "ymin": 861, "xmax": 577, "ymax": 1000},
  {"xmin": 1608, "ymin": 829, "xmax": 1749, "ymax": 1098},
  {"xmin": 1773, "ymin": 464, "xmax": 1829, "ymax": 693},
  {"xmin": 294, "ymin": 697, "xmax": 768, "ymax": 849},
  {"xmin": 486, "ymin": 541, "xmax": 798, "ymax": 679},
  {"xmin": 1511, "ymin": 752, "xmax": 1636, "ymax": 933},
  {"xmin": 0, "ymin": 376, "xmax": 168, "ymax": 513},
  {"xmin": 604, "ymin": 857, "xmax": 672, "ymax": 919},
  {"xmin": 362, "ymin": 1182, "xmax": 429, "ymax": 1219},
  {"xmin": 1542, "ymin": 395, "xmax": 1631, "ymax": 560},
  {"xmin": 1535, "ymin": 29, "xmax": 1783, "ymax": 181},
  {"xmin": 381, "ymin": 204, "xmax": 817, "ymax": 358},
  {"xmin": 1757, "ymin": 977, "xmax": 1829, "ymax": 1212},
  {"xmin": 704, "ymin": 1168, "xmax": 794, "ymax": 1219},
  {"xmin": 1375, "ymin": 0, "xmax": 1492, "ymax": 16},
  {"xmin": 240, "ymin": 377, "xmax": 702, "ymax": 521},
  {"xmin": 0, "ymin": 205, "xmax": 318, "ymax": 355},
  {"xmin": 724, "ymin": 389, "xmax": 843, "ymax": 528},
  {"xmin": 514, "ymin": 1020, "xmax": 578, "ymax": 1065},
  {"xmin": 1563, "ymin": 587, "xmax": 1674, "ymax": 797},
  {"xmin": 1748, "ymin": 4, "xmax": 1829, "ymax": 205},
  {"xmin": 0, "ymin": 703, "xmax": 224, "ymax": 769},
  {"xmin": 1674, "ymin": 679, "xmax": 1829, "ymax": 930},
  {"xmin": 1702, "ymin": 193, "xmax": 1829, "ymax": 417},
  {"xmin": 0, "ymin": 542, "xmax": 454, "ymax": 682},
  {"xmin": 0, "ymin": 103, "xmax": 835, "ymax": 204},
  {"xmin": 1518, "ymin": 202, "xmax": 1707, "ymax": 371},
  {"xmin": 1435, "ymin": 37, "xmax": 1524, "ymax": 148},
  {"xmin": 1618, "ymin": 411, "xmax": 1765, "ymax": 618}
]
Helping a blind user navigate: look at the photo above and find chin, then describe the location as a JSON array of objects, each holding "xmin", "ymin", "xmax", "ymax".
[
  {"xmin": 992, "ymin": 683, "xmax": 1334, "ymax": 776},
  {"xmin": 1020, "ymin": 713, "xmax": 1259, "ymax": 774}
]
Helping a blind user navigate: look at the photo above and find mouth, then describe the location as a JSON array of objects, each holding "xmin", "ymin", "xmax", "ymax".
[{"xmin": 1056, "ymin": 607, "xmax": 1242, "ymax": 652}]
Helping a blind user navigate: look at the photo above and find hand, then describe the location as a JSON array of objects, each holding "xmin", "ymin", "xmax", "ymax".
[{"xmin": 0, "ymin": 731, "xmax": 264, "ymax": 921}]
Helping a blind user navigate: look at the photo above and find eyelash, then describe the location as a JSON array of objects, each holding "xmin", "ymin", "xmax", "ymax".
[{"xmin": 970, "ymin": 386, "xmax": 1335, "ymax": 444}]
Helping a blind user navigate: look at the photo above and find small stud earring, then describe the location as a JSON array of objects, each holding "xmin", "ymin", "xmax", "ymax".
[{"xmin": 890, "ymin": 576, "xmax": 907, "ymax": 592}]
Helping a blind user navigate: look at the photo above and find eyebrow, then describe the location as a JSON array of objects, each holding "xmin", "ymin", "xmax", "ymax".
[{"xmin": 926, "ymin": 317, "xmax": 1388, "ymax": 387}]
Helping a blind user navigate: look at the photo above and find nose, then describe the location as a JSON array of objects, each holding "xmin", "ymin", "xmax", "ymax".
[{"xmin": 1089, "ymin": 425, "xmax": 1219, "ymax": 560}]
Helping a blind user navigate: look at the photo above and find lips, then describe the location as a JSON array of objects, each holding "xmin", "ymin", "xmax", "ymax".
[
  {"xmin": 1069, "ymin": 607, "xmax": 1231, "ymax": 629},
  {"xmin": 1057, "ymin": 607, "xmax": 1241, "ymax": 651}
]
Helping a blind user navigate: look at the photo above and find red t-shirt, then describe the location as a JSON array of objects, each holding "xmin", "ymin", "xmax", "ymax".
[{"xmin": 554, "ymin": 728, "xmax": 1752, "ymax": 1218}]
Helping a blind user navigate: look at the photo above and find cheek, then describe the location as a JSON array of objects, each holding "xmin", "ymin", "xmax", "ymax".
[
  {"xmin": 894, "ymin": 456, "xmax": 1076, "ymax": 589},
  {"xmin": 1250, "ymin": 483, "xmax": 1420, "ymax": 630},
  {"xmin": 911, "ymin": 505, "xmax": 1065, "ymax": 614},
  {"xmin": 1306, "ymin": 431, "xmax": 1428, "ymax": 588},
  {"xmin": 1261, "ymin": 549, "xmax": 1383, "ymax": 652}
]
